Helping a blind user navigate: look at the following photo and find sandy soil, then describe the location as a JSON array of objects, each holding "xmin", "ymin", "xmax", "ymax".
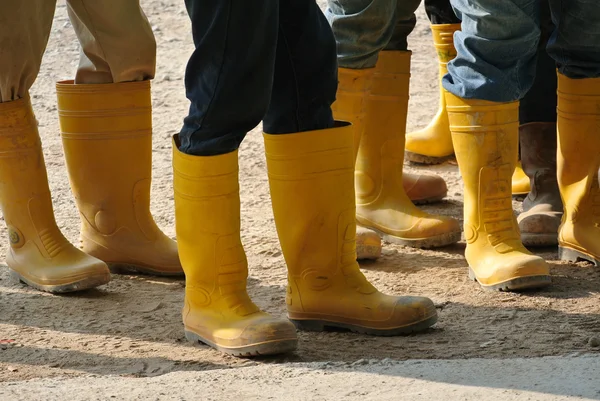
[{"xmin": 1, "ymin": 0, "xmax": 599, "ymax": 384}]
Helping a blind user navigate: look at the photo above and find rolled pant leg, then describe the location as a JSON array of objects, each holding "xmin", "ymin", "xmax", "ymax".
[
  {"xmin": 443, "ymin": 0, "xmax": 540, "ymax": 102},
  {"xmin": 385, "ymin": 0, "xmax": 421, "ymax": 51},
  {"xmin": 424, "ymin": 0, "xmax": 460, "ymax": 25},
  {"xmin": 179, "ymin": 0, "xmax": 279, "ymax": 156},
  {"xmin": 547, "ymin": 0, "xmax": 600, "ymax": 79},
  {"xmin": 520, "ymin": 0, "xmax": 557, "ymax": 124},
  {"xmin": 263, "ymin": 0, "xmax": 337, "ymax": 134},
  {"xmin": 66, "ymin": 0, "xmax": 156, "ymax": 84},
  {"xmin": 0, "ymin": 0, "xmax": 56, "ymax": 102}
]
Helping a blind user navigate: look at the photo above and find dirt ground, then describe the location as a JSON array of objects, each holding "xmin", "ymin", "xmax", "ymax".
[{"xmin": 1, "ymin": 0, "xmax": 599, "ymax": 384}]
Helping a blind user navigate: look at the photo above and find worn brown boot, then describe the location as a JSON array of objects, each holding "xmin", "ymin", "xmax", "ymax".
[{"xmin": 517, "ymin": 122, "xmax": 563, "ymax": 246}]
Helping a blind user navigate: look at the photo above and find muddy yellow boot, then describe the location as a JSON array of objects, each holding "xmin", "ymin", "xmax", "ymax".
[
  {"xmin": 512, "ymin": 161, "xmax": 530, "ymax": 196},
  {"xmin": 556, "ymin": 74, "xmax": 600, "ymax": 265},
  {"xmin": 56, "ymin": 81, "xmax": 182, "ymax": 276},
  {"xmin": 405, "ymin": 24, "xmax": 460, "ymax": 165},
  {"xmin": 264, "ymin": 123, "xmax": 437, "ymax": 335},
  {"xmin": 173, "ymin": 136, "xmax": 297, "ymax": 356},
  {"xmin": 445, "ymin": 93, "xmax": 551, "ymax": 290},
  {"xmin": 333, "ymin": 67, "xmax": 382, "ymax": 260},
  {"xmin": 356, "ymin": 51, "xmax": 460, "ymax": 248},
  {"xmin": 0, "ymin": 98, "xmax": 110, "ymax": 293}
]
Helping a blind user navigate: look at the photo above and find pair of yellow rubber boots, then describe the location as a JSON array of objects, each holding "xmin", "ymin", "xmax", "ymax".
[
  {"xmin": 173, "ymin": 124, "xmax": 438, "ymax": 357},
  {"xmin": 332, "ymin": 50, "xmax": 461, "ymax": 260},
  {"xmin": 404, "ymin": 23, "xmax": 530, "ymax": 196},
  {"xmin": 0, "ymin": 81, "xmax": 181, "ymax": 293}
]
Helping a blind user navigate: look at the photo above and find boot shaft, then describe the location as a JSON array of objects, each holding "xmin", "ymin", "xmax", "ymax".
[
  {"xmin": 57, "ymin": 81, "xmax": 154, "ymax": 235},
  {"xmin": 0, "ymin": 98, "xmax": 64, "ymax": 254},
  {"xmin": 332, "ymin": 67, "xmax": 374, "ymax": 160},
  {"xmin": 445, "ymin": 93, "xmax": 520, "ymax": 245},
  {"xmin": 557, "ymin": 74, "xmax": 600, "ymax": 225},
  {"xmin": 358, "ymin": 51, "xmax": 411, "ymax": 204}
]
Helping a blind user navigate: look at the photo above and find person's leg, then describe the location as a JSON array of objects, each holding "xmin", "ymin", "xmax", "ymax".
[
  {"xmin": 405, "ymin": 0, "xmax": 460, "ymax": 164},
  {"xmin": 263, "ymin": 0, "xmax": 437, "ymax": 336},
  {"xmin": 56, "ymin": 0, "xmax": 180, "ymax": 276},
  {"xmin": 328, "ymin": 0, "xmax": 461, "ymax": 249},
  {"xmin": 517, "ymin": 0, "xmax": 562, "ymax": 247},
  {"xmin": 0, "ymin": 1, "xmax": 110, "ymax": 293},
  {"xmin": 547, "ymin": 0, "xmax": 600, "ymax": 265},
  {"xmin": 443, "ymin": 0, "xmax": 550, "ymax": 291},
  {"xmin": 66, "ymin": 0, "xmax": 155, "ymax": 83},
  {"xmin": 172, "ymin": 0, "xmax": 298, "ymax": 357}
]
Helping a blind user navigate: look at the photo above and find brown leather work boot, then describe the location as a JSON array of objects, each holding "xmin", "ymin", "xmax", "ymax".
[{"xmin": 517, "ymin": 122, "xmax": 563, "ymax": 246}]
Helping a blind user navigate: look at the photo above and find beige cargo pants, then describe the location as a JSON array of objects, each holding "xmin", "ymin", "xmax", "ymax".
[{"xmin": 0, "ymin": 0, "xmax": 156, "ymax": 102}]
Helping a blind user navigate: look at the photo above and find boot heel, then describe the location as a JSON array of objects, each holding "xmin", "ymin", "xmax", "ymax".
[
  {"xmin": 559, "ymin": 246, "xmax": 600, "ymax": 266},
  {"xmin": 290, "ymin": 319, "xmax": 326, "ymax": 332},
  {"xmin": 8, "ymin": 269, "xmax": 22, "ymax": 284}
]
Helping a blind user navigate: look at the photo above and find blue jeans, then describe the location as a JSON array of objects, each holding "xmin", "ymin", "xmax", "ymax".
[
  {"xmin": 326, "ymin": 0, "xmax": 421, "ymax": 68},
  {"xmin": 179, "ymin": 0, "xmax": 337, "ymax": 156},
  {"xmin": 443, "ymin": 0, "xmax": 600, "ymax": 102}
]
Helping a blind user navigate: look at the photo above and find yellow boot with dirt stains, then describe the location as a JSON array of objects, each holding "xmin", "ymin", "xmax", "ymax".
[
  {"xmin": 556, "ymin": 74, "xmax": 600, "ymax": 266},
  {"xmin": 405, "ymin": 24, "xmax": 460, "ymax": 165},
  {"xmin": 57, "ymin": 80, "xmax": 182, "ymax": 276},
  {"xmin": 445, "ymin": 93, "xmax": 551, "ymax": 291},
  {"xmin": 173, "ymin": 136, "xmax": 297, "ymax": 356},
  {"xmin": 263, "ymin": 123, "xmax": 438, "ymax": 335},
  {"xmin": 356, "ymin": 51, "xmax": 460, "ymax": 249},
  {"xmin": 0, "ymin": 97, "xmax": 110, "ymax": 293}
]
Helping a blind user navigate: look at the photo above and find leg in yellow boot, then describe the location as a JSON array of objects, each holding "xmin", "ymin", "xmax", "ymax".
[
  {"xmin": 0, "ymin": 98, "xmax": 110, "ymax": 293},
  {"xmin": 512, "ymin": 160, "xmax": 531, "ymax": 196},
  {"xmin": 56, "ymin": 81, "xmax": 182, "ymax": 276},
  {"xmin": 173, "ymin": 137, "xmax": 297, "ymax": 356},
  {"xmin": 445, "ymin": 93, "xmax": 550, "ymax": 291},
  {"xmin": 405, "ymin": 24, "xmax": 460, "ymax": 165},
  {"xmin": 556, "ymin": 75, "xmax": 600, "ymax": 265},
  {"xmin": 356, "ymin": 51, "xmax": 461, "ymax": 248},
  {"xmin": 264, "ymin": 123, "xmax": 437, "ymax": 335},
  {"xmin": 333, "ymin": 67, "xmax": 382, "ymax": 261}
]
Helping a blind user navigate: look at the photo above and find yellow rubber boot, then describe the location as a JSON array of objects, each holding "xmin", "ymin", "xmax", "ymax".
[
  {"xmin": 405, "ymin": 24, "xmax": 460, "ymax": 165},
  {"xmin": 356, "ymin": 51, "xmax": 461, "ymax": 248},
  {"xmin": 445, "ymin": 93, "xmax": 551, "ymax": 290},
  {"xmin": 173, "ymin": 137, "xmax": 297, "ymax": 356},
  {"xmin": 264, "ymin": 123, "xmax": 438, "ymax": 335},
  {"xmin": 512, "ymin": 161, "xmax": 530, "ymax": 196},
  {"xmin": 0, "ymin": 98, "xmax": 110, "ymax": 293},
  {"xmin": 333, "ymin": 67, "xmax": 382, "ymax": 260},
  {"xmin": 556, "ymin": 74, "xmax": 600, "ymax": 265},
  {"xmin": 56, "ymin": 81, "xmax": 182, "ymax": 276}
]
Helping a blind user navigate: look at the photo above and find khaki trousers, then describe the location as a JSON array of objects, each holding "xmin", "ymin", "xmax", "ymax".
[{"xmin": 0, "ymin": 0, "xmax": 156, "ymax": 102}]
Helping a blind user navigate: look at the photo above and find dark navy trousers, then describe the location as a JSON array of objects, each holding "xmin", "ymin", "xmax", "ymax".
[{"xmin": 179, "ymin": 0, "xmax": 338, "ymax": 156}]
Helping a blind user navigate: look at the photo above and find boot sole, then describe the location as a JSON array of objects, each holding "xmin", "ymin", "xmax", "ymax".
[
  {"xmin": 291, "ymin": 314, "xmax": 438, "ymax": 336},
  {"xmin": 184, "ymin": 330, "xmax": 297, "ymax": 357},
  {"xmin": 521, "ymin": 233, "xmax": 558, "ymax": 247},
  {"xmin": 371, "ymin": 228, "xmax": 461, "ymax": 249},
  {"xmin": 108, "ymin": 262, "xmax": 184, "ymax": 277},
  {"xmin": 411, "ymin": 193, "xmax": 447, "ymax": 205},
  {"xmin": 559, "ymin": 246, "xmax": 600, "ymax": 266},
  {"xmin": 468, "ymin": 267, "xmax": 551, "ymax": 291},
  {"xmin": 356, "ymin": 244, "xmax": 382, "ymax": 260},
  {"xmin": 405, "ymin": 151, "xmax": 453, "ymax": 165},
  {"xmin": 9, "ymin": 269, "xmax": 111, "ymax": 294}
]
